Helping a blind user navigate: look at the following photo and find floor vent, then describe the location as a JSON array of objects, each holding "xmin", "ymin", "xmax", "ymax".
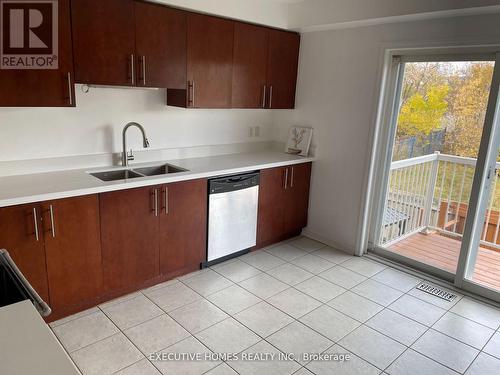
[{"xmin": 416, "ymin": 282, "xmax": 457, "ymax": 302}]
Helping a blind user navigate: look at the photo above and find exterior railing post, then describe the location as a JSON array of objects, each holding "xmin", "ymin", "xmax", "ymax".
[{"xmin": 422, "ymin": 151, "xmax": 440, "ymax": 234}]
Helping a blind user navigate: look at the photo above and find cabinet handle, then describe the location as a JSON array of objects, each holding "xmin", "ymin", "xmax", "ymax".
[
  {"xmin": 269, "ymin": 85, "xmax": 273, "ymax": 108},
  {"xmin": 48, "ymin": 205, "xmax": 56, "ymax": 238},
  {"xmin": 154, "ymin": 189, "xmax": 159, "ymax": 217},
  {"xmin": 290, "ymin": 166, "xmax": 294, "ymax": 188},
  {"xmin": 262, "ymin": 85, "xmax": 266, "ymax": 108},
  {"xmin": 142, "ymin": 56, "xmax": 146, "ymax": 86},
  {"xmin": 284, "ymin": 168, "xmax": 288, "ymax": 190},
  {"xmin": 164, "ymin": 187, "xmax": 169, "ymax": 215},
  {"xmin": 192, "ymin": 81, "xmax": 195, "ymax": 108},
  {"xmin": 33, "ymin": 207, "xmax": 40, "ymax": 241},
  {"xmin": 67, "ymin": 72, "xmax": 73, "ymax": 106},
  {"xmin": 129, "ymin": 54, "xmax": 135, "ymax": 85},
  {"xmin": 187, "ymin": 81, "xmax": 193, "ymax": 107}
]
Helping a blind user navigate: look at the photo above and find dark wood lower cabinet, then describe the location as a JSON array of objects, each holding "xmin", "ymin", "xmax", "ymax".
[
  {"xmin": 0, "ymin": 195, "xmax": 104, "ymax": 319},
  {"xmin": 43, "ymin": 195, "xmax": 103, "ymax": 312},
  {"xmin": 0, "ymin": 165, "xmax": 309, "ymax": 321},
  {"xmin": 284, "ymin": 163, "xmax": 312, "ymax": 233},
  {"xmin": 160, "ymin": 179, "xmax": 207, "ymax": 277},
  {"xmin": 257, "ymin": 162, "xmax": 312, "ymax": 247},
  {"xmin": 0, "ymin": 204, "xmax": 50, "ymax": 302},
  {"xmin": 99, "ymin": 180, "xmax": 208, "ymax": 295},
  {"xmin": 257, "ymin": 166, "xmax": 287, "ymax": 247},
  {"xmin": 100, "ymin": 186, "xmax": 160, "ymax": 294}
]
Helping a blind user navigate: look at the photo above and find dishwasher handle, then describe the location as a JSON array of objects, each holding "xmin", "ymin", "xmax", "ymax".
[
  {"xmin": 227, "ymin": 175, "xmax": 255, "ymax": 183},
  {"xmin": 209, "ymin": 172, "xmax": 260, "ymax": 194}
]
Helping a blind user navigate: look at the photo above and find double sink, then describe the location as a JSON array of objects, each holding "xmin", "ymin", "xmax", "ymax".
[{"xmin": 90, "ymin": 163, "xmax": 187, "ymax": 182}]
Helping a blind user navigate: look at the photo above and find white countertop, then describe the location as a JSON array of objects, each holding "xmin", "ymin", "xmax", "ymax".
[
  {"xmin": 0, "ymin": 300, "xmax": 81, "ymax": 375},
  {"xmin": 0, "ymin": 151, "xmax": 314, "ymax": 207}
]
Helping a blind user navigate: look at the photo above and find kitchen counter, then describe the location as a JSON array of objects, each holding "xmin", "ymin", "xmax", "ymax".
[
  {"xmin": 0, "ymin": 151, "xmax": 314, "ymax": 207},
  {"xmin": 0, "ymin": 300, "xmax": 81, "ymax": 375}
]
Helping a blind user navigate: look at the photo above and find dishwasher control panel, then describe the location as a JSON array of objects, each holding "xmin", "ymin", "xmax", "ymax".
[{"xmin": 209, "ymin": 172, "xmax": 260, "ymax": 194}]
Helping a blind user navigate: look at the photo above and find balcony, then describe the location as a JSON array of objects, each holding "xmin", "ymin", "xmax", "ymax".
[{"xmin": 381, "ymin": 152, "xmax": 500, "ymax": 290}]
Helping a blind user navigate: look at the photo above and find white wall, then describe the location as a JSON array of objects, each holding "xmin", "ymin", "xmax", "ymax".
[
  {"xmin": 0, "ymin": 86, "xmax": 273, "ymax": 161},
  {"xmin": 0, "ymin": 0, "xmax": 289, "ymax": 164},
  {"xmin": 4, "ymin": 1, "xmax": 500, "ymax": 255},
  {"xmin": 272, "ymin": 13, "xmax": 500, "ymax": 253}
]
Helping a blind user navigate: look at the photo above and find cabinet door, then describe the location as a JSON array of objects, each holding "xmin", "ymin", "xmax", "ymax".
[
  {"xmin": 257, "ymin": 167, "xmax": 287, "ymax": 247},
  {"xmin": 71, "ymin": 0, "xmax": 136, "ymax": 86},
  {"xmin": 0, "ymin": 205, "xmax": 49, "ymax": 302},
  {"xmin": 186, "ymin": 13, "xmax": 234, "ymax": 108},
  {"xmin": 284, "ymin": 163, "xmax": 311, "ymax": 233},
  {"xmin": 160, "ymin": 179, "xmax": 207, "ymax": 277},
  {"xmin": 231, "ymin": 23, "xmax": 268, "ymax": 108},
  {"xmin": 267, "ymin": 30, "xmax": 300, "ymax": 109},
  {"xmin": 135, "ymin": 2, "xmax": 186, "ymax": 89},
  {"xmin": 0, "ymin": 0, "xmax": 74, "ymax": 107},
  {"xmin": 100, "ymin": 187, "xmax": 160, "ymax": 293},
  {"xmin": 42, "ymin": 195, "xmax": 102, "ymax": 311}
]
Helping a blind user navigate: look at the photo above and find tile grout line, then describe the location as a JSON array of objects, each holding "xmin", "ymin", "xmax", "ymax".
[
  {"xmin": 139, "ymin": 290, "xmax": 229, "ymax": 374},
  {"xmin": 51, "ymin": 238, "xmax": 500, "ymax": 375},
  {"xmin": 309, "ymin": 256, "xmax": 486, "ymax": 374},
  {"xmin": 374, "ymin": 267, "xmax": 480, "ymax": 375},
  {"xmin": 67, "ymin": 254, "xmax": 448, "ymax": 373}
]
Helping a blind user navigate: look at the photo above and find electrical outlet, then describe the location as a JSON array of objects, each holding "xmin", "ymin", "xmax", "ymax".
[
  {"xmin": 254, "ymin": 126, "xmax": 260, "ymax": 137},
  {"xmin": 248, "ymin": 126, "xmax": 254, "ymax": 137}
]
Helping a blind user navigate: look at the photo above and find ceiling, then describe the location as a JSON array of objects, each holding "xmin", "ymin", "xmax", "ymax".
[
  {"xmin": 287, "ymin": 0, "xmax": 500, "ymax": 31},
  {"xmin": 156, "ymin": 0, "xmax": 500, "ymax": 32}
]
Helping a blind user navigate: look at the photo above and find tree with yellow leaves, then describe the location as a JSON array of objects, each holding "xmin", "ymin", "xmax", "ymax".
[
  {"xmin": 397, "ymin": 85, "xmax": 449, "ymax": 142},
  {"xmin": 443, "ymin": 63, "xmax": 494, "ymax": 158}
]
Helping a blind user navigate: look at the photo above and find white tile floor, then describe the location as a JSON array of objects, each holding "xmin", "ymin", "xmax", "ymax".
[{"xmin": 49, "ymin": 236, "xmax": 500, "ymax": 375}]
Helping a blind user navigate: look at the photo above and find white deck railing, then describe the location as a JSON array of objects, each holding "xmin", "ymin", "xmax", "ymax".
[{"xmin": 381, "ymin": 151, "xmax": 500, "ymax": 249}]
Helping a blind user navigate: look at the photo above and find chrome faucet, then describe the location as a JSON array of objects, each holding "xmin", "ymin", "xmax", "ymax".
[{"xmin": 122, "ymin": 122, "xmax": 150, "ymax": 166}]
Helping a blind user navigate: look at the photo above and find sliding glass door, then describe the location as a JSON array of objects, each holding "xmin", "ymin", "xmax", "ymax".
[
  {"xmin": 456, "ymin": 53, "xmax": 500, "ymax": 297},
  {"xmin": 373, "ymin": 51, "xmax": 500, "ymax": 302}
]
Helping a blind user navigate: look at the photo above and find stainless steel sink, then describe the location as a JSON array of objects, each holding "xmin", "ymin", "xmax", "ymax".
[
  {"xmin": 90, "ymin": 169, "xmax": 143, "ymax": 182},
  {"xmin": 90, "ymin": 163, "xmax": 187, "ymax": 182},
  {"xmin": 133, "ymin": 164, "xmax": 187, "ymax": 176}
]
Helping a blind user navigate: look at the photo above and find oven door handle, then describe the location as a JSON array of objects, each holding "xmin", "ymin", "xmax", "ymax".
[{"xmin": 0, "ymin": 249, "xmax": 51, "ymax": 316}]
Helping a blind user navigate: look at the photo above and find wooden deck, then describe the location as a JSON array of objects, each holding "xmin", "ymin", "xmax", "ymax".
[{"xmin": 390, "ymin": 232, "xmax": 500, "ymax": 291}]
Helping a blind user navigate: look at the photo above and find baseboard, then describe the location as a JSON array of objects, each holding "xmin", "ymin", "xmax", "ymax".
[
  {"xmin": 366, "ymin": 252, "xmax": 500, "ymax": 309},
  {"xmin": 301, "ymin": 229, "xmax": 355, "ymax": 255}
]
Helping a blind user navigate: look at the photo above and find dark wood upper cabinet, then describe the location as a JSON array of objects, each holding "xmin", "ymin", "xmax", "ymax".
[
  {"xmin": 0, "ymin": 0, "xmax": 75, "ymax": 107},
  {"xmin": 160, "ymin": 179, "xmax": 207, "ymax": 277},
  {"xmin": 232, "ymin": 23, "xmax": 269, "ymax": 108},
  {"xmin": 100, "ymin": 186, "xmax": 160, "ymax": 293},
  {"xmin": 1, "ymin": 1, "xmax": 299, "ymax": 107},
  {"xmin": 42, "ymin": 195, "xmax": 102, "ymax": 312},
  {"xmin": 134, "ymin": 2, "xmax": 187, "ymax": 89},
  {"xmin": 0, "ymin": 204, "xmax": 50, "ymax": 302},
  {"xmin": 168, "ymin": 13, "xmax": 234, "ymax": 108},
  {"xmin": 266, "ymin": 29, "xmax": 300, "ymax": 109},
  {"xmin": 71, "ymin": 0, "xmax": 136, "ymax": 86},
  {"xmin": 232, "ymin": 25, "xmax": 299, "ymax": 109}
]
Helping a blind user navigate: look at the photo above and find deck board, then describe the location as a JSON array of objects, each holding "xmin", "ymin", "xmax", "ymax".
[{"xmin": 389, "ymin": 232, "xmax": 500, "ymax": 291}]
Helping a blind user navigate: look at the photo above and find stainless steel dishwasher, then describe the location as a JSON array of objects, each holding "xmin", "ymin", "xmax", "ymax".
[{"xmin": 207, "ymin": 172, "xmax": 259, "ymax": 265}]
